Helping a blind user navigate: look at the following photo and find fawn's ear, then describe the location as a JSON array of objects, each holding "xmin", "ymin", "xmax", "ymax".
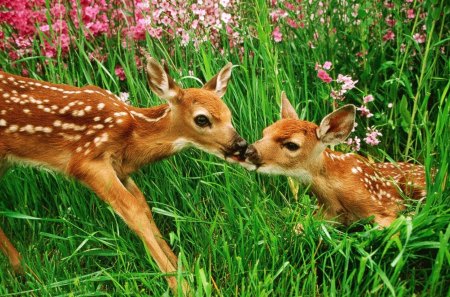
[
  {"xmin": 144, "ymin": 53, "xmax": 182, "ymax": 103},
  {"xmin": 280, "ymin": 92, "xmax": 299, "ymax": 119},
  {"xmin": 316, "ymin": 104, "xmax": 356, "ymax": 145},
  {"xmin": 203, "ymin": 63, "xmax": 233, "ymax": 98}
]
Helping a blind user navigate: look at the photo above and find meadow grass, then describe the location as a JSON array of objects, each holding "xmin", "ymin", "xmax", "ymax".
[{"xmin": 0, "ymin": 0, "xmax": 449, "ymax": 296}]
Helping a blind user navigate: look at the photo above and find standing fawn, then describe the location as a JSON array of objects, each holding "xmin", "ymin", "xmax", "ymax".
[
  {"xmin": 244, "ymin": 92, "xmax": 426, "ymax": 227},
  {"xmin": 0, "ymin": 53, "xmax": 247, "ymax": 295}
]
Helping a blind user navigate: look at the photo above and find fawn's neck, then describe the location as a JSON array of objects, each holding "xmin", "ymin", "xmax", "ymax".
[
  {"xmin": 123, "ymin": 104, "xmax": 187, "ymax": 171},
  {"xmin": 307, "ymin": 149, "xmax": 360, "ymax": 201}
]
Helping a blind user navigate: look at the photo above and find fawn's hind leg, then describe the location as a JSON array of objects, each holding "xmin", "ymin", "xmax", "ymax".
[
  {"xmin": 0, "ymin": 160, "xmax": 23, "ymax": 272},
  {"xmin": 0, "ymin": 227, "xmax": 22, "ymax": 272}
]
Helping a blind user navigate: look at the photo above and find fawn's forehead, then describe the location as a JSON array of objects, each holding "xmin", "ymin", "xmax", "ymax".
[
  {"xmin": 181, "ymin": 88, "xmax": 230, "ymax": 120},
  {"xmin": 264, "ymin": 119, "xmax": 318, "ymax": 142}
]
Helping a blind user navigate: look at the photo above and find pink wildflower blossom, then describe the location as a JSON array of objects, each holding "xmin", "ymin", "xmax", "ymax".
[
  {"xmin": 357, "ymin": 105, "xmax": 373, "ymax": 118},
  {"xmin": 317, "ymin": 69, "xmax": 332, "ymax": 83},
  {"xmin": 384, "ymin": 1, "xmax": 394, "ymax": 8},
  {"xmin": 413, "ymin": 33, "xmax": 426, "ymax": 44},
  {"xmin": 119, "ymin": 92, "xmax": 130, "ymax": 104},
  {"xmin": 272, "ymin": 26, "xmax": 283, "ymax": 42},
  {"xmin": 363, "ymin": 94, "xmax": 374, "ymax": 103},
  {"xmin": 287, "ymin": 18, "xmax": 300, "ymax": 28},
  {"xmin": 322, "ymin": 61, "xmax": 332, "ymax": 70},
  {"xmin": 337, "ymin": 74, "xmax": 358, "ymax": 91},
  {"xmin": 181, "ymin": 32, "xmax": 190, "ymax": 46},
  {"xmin": 383, "ymin": 30, "xmax": 395, "ymax": 41},
  {"xmin": 406, "ymin": 9, "xmax": 415, "ymax": 19},
  {"xmin": 115, "ymin": 66, "xmax": 126, "ymax": 81},
  {"xmin": 364, "ymin": 128, "xmax": 382, "ymax": 146},
  {"xmin": 221, "ymin": 12, "xmax": 232, "ymax": 24},
  {"xmin": 385, "ymin": 16, "xmax": 396, "ymax": 27},
  {"xmin": 347, "ymin": 136, "xmax": 361, "ymax": 151},
  {"xmin": 331, "ymin": 89, "xmax": 345, "ymax": 101}
]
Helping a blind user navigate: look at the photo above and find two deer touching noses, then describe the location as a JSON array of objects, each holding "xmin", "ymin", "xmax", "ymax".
[{"xmin": 0, "ymin": 55, "xmax": 426, "ymax": 294}]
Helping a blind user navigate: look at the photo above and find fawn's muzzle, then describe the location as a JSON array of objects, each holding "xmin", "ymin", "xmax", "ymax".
[
  {"xmin": 226, "ymin": 135, "xmax": 248, "ymax": 161},
  {"xmin": 244, "ymin": 145, "xmax": 262, "ymax": 166}
]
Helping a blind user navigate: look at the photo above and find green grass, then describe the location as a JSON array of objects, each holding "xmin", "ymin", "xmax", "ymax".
[{"xmin": 1, "ymin": 0, "xmax": 449, "ymax": 296}]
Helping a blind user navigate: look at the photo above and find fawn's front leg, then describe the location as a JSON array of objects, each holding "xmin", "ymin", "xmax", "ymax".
[
  {"xmin": 0, "ymin": 160, "xmax": 22, "ymax": 272},
  {"xmin": 68, "ymin": 159, "xmax": 189, "ymax": 295},
  {"xmin": 123, "ymin": 177, "xmax": 179, "ymax": 268}
]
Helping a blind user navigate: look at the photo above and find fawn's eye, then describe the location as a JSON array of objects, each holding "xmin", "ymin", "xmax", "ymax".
[
  {"xmin": 194, "ymin": 115, "xmax": 211, "ymax": 128},
  {"xmin": 283, "ymin": 142, "xmax": 300, "ymax": 151}
]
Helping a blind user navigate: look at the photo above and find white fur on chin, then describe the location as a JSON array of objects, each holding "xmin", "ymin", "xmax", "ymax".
[{"xmin": 255, "ymin": 165, "xmax": 313, "ymax": 183}]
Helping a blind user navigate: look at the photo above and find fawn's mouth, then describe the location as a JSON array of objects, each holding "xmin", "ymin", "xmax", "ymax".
[
  {"xmin": 243, "ymin": 161, "xmax": 261, "ymax": 171},
  {"xmin": 224, "ymin": 149, "xmax": 247, "ymax": 163},
  {"xmin": 223, "ymin": 138, "xmax": 248, "ymax": 162}
]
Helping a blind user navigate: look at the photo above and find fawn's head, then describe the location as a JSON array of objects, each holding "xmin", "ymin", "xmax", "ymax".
[
  {"xmin": 144, "ymin": 54, "xmax": 247, "ymax": 161},
  {"xmin": 244, "ymin": 92, "xmax": 355, "ymax": 178}
]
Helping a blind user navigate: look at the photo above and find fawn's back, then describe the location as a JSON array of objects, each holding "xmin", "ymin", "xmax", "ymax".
[
  {"xmin": 0, "ymin": 71, "xmax": 137, "ymax": 172},
  {"xmin": 316, "ymin": 149, "xmax": 426, "ymax": 225}
]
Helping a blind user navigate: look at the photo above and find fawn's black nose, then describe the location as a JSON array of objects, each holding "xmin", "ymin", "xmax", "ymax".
[
  {"xmin": 244, "ymin": 145, "xmax": 261, "ymax": 165},
  {"xmin": 229, "ymin": 135, "xmax": 248, "ymax": 160}
]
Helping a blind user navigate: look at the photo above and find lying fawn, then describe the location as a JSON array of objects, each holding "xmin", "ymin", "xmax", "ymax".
[
  {"xmin": 244, "ymin": 92, "xmax": 426, "ymax": 227},
  {"xmin": 0, "ymin": 53, "xmax": 247, "ymax": 294}
]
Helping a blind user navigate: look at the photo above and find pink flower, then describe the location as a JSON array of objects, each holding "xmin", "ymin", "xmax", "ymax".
[
  {"xmin": 413, "ymin": 33, "xmax": 426, "ymax": 44},
  {"xmin": 181, "ymin": 32, "xmax": 190, "ymax": 46},
  {"xmin": 347, "ymin": 136, "xmax": 361, "ymax": 151},
  {"xmin": 331, "ymin": 89, "xmax": 344, "ymax": 100},
  {"xmin": 119, "ymin": 92, "xmax": 130, "ymax": 104},
  {"xmin": 357, "ymin": 105, "xmax": 373, "ymax": 118},
  {"xmin": 115, "ymin": 66, "xmax": 126, "ymax": 81},
  {"xmin": 337, "ymin": 74, "xmax": 358, "ymax": 91},
  {"xmin": 364, "ymin": 128, "xmax": 382, "ymax": 146},
  {"xmin": 317, "ymin": 69, "xmax": 332, "ymax": 83},
  {"xmin": 160, "ymin": 15, "xmax": 171, "ymax": 26},
  {"xmin": 385, "ymin": 16, "xmax": 396, "ymax": 27},
  {"xmin": 39, "ymin": 25, "xmax": 50, "ymax": 32},
  {"xmin": 51, "ymin": 3, "xmax": 66, "ymax": 18},
  {"xmin": 287, "ymin": 18, "xmax": 300, "ymax": 29},
  {"xmin": 322, "ymin": 61, "xmax": 332, "ymax": 70},
  {"xmin": 363, "ymin": 94, "xmax": 374, "ymax": 103},
  {"xmin": 272, "ymin": 26, "xmax": 283, "ymax": 42},
  {"xmin": 407, "ymin": 9, "xmax": 415, "ymax": 19},
  {"xmin": 220, "ymin": 0, "xmax": 230, "ymax": 7},
  {"xmin": 221, "ymin": 12, "xmax": 232, "ymax": 24},
  {"xmin": 383, "ymin": 30, "xmax": 395, "ymax": 41},
  {"xmin": 336, "ymin": 74, "xmax": 351, "ymax": 84},
  {"xmin": 384, "ymin": 1, "xmax": 394, "ymax": 9},
  {"xmin": 44, "ymin": 46, "xmax": 56, "ymax": 58},
  {"xmin": 84, "ymin": 6, "xmax": 100, "ymax": 19},
  {"xmin": 86, "ymin": 21, "xmax": 108, "ymax": 36}
]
